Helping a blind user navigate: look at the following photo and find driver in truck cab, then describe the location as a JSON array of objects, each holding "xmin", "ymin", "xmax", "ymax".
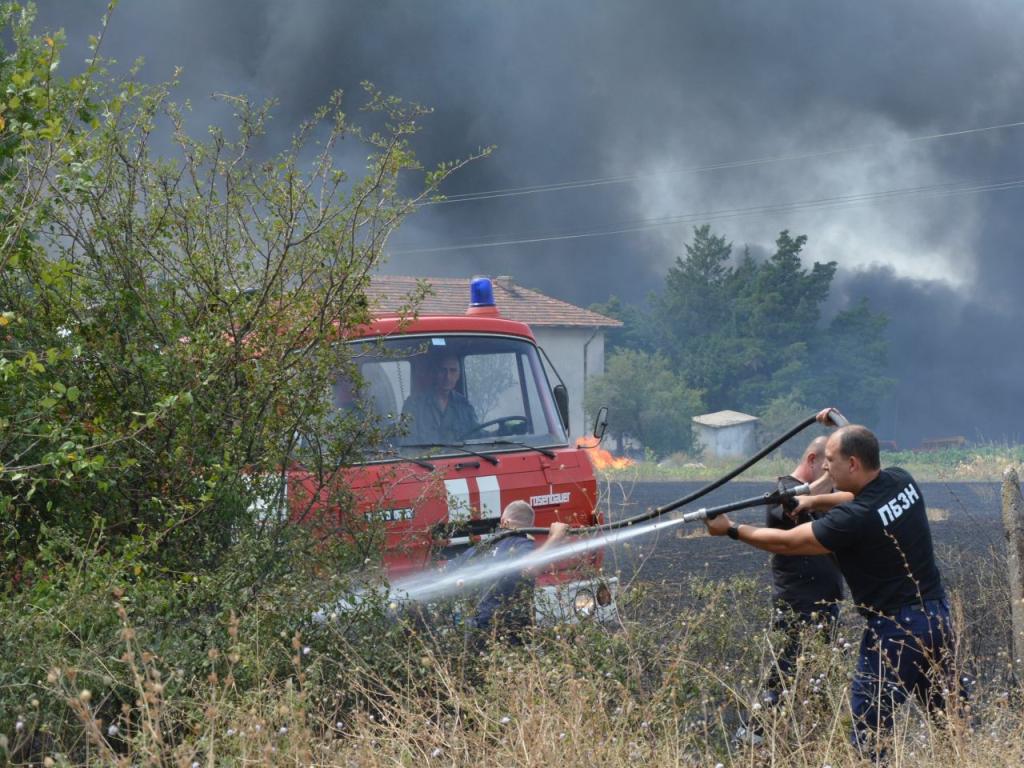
[{"xmin": 401, "ymin": 350, "xmax": 479, "ymax": 443}]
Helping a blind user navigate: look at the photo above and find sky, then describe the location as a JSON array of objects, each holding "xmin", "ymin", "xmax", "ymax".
[{"xmin": 32, "ymin": 1, "xmax": 1024, "ymax": 445}]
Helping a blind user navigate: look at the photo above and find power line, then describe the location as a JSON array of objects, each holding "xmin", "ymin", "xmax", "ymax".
[
  {"xmin": 390, "ymin": 175, "xmax": 1024, "ymax": 255},
  {"xmin": 421, "ymin": 119, "xmax": 1024, "ymax": 206}
]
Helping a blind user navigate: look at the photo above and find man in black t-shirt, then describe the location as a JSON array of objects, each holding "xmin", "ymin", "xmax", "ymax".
[
  {"xmin": 737, "ymin": 436, "xmax": 845, "ymax": 745},
  {"xmin": 706, "ymin": 410, "xmax": 962, "ymax": 757},
  {"xmin": 767, "ymin": 437, "xmax": 844, "ymax": 615},
  {"xmin": 763, "ymin": 438, "xmax": 844, "ymax": 692}
]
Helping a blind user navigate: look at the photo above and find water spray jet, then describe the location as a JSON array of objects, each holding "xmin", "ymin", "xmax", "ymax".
[{"xmin": 385, "ymin": 482, "xmax": 813, "ymax": 605}]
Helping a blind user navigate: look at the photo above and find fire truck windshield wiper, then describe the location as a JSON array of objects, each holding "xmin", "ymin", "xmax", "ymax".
[
  {"xmin": 484, "ymin": 440, "xmax": 557, "ymax": 459},
  {"xmin": 402, "ymin": 456, "xmax": 437, "ymax": 471},
  {"xmin": 373, "ymin": 448, "xmax": 436, "ymax": 471},
  {"xmin": 402, "ymin": 442, "xmax": 500, "ymax": 466}
]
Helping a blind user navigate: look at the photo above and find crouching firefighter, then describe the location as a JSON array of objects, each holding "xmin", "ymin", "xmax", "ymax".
[
  {"xmin": 704, "ymin": 409, "xmax": 967, "ymax": 759},
  {"xmin": 451, "ymin": 500, "xmax": 569, "ymax": 645}
]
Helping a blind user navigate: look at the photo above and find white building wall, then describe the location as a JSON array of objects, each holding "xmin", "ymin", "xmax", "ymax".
[
  {"xmin": 532, "ymin": 327, "xmax": 605, "ymax": 444},
  {"xmin": 694, "ymin": 422, "xmax": 759, "ymax": 459}
]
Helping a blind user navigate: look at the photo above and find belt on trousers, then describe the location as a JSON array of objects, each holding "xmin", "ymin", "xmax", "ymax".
[{"xmin": 867, "ymin": 597, "xmax": 949, "ymax": 627}]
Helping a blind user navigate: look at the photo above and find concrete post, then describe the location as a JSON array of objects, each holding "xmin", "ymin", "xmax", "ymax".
[{"xmin": 1002, "ymin": 466, "xmax": 1024, "ymax": 679}]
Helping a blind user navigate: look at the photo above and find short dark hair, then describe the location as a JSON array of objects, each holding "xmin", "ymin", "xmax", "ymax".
[{"xmin": 835, "ymin": 425, "xmax": 880, "ymax": 471}]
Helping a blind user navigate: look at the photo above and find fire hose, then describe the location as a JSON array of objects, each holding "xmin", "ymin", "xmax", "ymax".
[
  {"xmin": 333, "ymin": 409, "xmax": 849, "ymax": 619},
  {"xmin": 499, "ymin": 407, "xmax": 848, "ymax": 539}
]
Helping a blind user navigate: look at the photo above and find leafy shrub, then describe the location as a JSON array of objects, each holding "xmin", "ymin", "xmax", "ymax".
[{"xmin": 0, "ymin": 3, "xmax": 484, "ymax": 758}]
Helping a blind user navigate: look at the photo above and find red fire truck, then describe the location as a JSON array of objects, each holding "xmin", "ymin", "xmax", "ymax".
[{"xmin": 289, "ymin": 277, "xmax": 617, "ymax": 622}]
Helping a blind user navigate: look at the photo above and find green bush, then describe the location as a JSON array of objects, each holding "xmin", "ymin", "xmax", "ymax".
[
  {"xmin": 0, "ymin": 3, "xmax": 485, "ymax": 760},
  {"xmin": 1, "ymin": 2, "xmax": 487, "ymax": 585}
]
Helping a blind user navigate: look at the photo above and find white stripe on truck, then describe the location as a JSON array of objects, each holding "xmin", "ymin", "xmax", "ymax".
[
  {"xmin": 444, "ymin": 478, "xmax": 471, "ymax": 521},
  {"xmin": 477, "ymin": 475, "xmax": 501, "ymax": 519}
]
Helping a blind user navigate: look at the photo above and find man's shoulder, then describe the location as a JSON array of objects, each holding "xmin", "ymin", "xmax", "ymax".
[
  {"xmin": 449, "ymin": 390, "xmax": 477, "ymax": 418},
  {"xmin": 496, "ymin": 532, "xmax": 533, "ymax": 552},
  {"xmin": 858, "ymin": 467, "xmax": 915, "ymax": 501},
  {"xmin": 403, "ymin": 391, "xmax": 431, "ymax": 410},
  {"xmin": 816, "ymin": 485, "xmax": 874, "ymax": 531},
  {"xmin": 832, "ymin": 468, "xmax": 917, "ymax": 519},
  {"xmin": 450, "ymin": 390, "xmax": 473, "ymax": 406},
  {"xmin": 881, "ymin": 466, "xmax": 915, "ymax": 485}
]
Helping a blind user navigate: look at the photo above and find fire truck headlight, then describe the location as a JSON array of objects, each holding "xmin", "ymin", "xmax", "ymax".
[{"xmin": 573, "ymin": 589, "xmax": 596, "ymax": 617}]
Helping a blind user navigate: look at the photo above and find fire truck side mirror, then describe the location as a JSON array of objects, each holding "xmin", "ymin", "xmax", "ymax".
[
  {"xmin": 592, "ymin": 406, "xmax": 609, "ymax": 441},
  {"xmin": 553, "ymin": 384, "xmax": 570, "ymax": 432}
]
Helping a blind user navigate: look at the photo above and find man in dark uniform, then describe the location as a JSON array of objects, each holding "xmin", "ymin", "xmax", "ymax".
[
  {"xmin": 736, "ymin": 436, "xmax": 844, "ymax": 744},
  {"xmin": 401, "ymin": 351, "xmax": 478, "ymax": 443},
  {"xmin": 706, "ymin": 409, "xmax": 961, "ymax": 758},
  {"xmin": 454, "ymin": 501, "xmax": 568, "ymax": 645},
  {"xmin": 763, "ymin": 437, "xmax": 844, "ymax": 699}
]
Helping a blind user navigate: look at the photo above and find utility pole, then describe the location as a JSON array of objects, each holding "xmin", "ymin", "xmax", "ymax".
[{"xmin": 1002, "ymin": 466, "xmax": 1024, "ymax": 680}]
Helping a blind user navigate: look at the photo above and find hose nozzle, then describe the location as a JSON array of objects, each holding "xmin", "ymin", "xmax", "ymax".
[
  {"xmin": 769, "ymin": 482, "xmax": 810, "ymax": 504},
  {"xmin": 826, "ymin": 408, "xmax": 849, "ymax": 427},
  {"xmin": 679, "ymin": 483, "xmax": 812, "ymax": 524},
  {"xmin": 680, "ymin": 507, "xmax": 710, "ymax": 523}
]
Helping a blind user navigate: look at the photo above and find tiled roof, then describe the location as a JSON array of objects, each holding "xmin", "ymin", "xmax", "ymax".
[
  {"xmin": 692, "ymin": 410, "xmax": 760, "ymax": 428},
  {"xmin": 367, "ymin": 276, "xmax": 622, "ymax": 328}
]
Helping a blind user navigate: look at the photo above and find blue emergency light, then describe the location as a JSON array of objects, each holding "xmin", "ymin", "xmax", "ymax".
[{"xmin": 470, "ymin": 276, "xmax": 495, "ymax": 307}]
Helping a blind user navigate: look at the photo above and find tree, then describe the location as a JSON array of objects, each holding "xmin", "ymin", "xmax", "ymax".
[
  {"xmin": 653, "ymin": 224, "xmax": 733, "ymax": 373},
  {"xmin": 584, "ymin": 349, "xmax": 704, "ymax": 457},
  {"xmin": 0, "ymin": 6, "xmax": 504, "ymax": 758},
  {"xmin": 588, "ymin": 295, "xmax": 656, "ymax": 355},
  {"xmin": 804, "ymin": 299, "xmax": 894, "ymax": 426},
  {"xmin": 0, "ymin": 4, "xmax": 485, "ymax": 582},
  {"xmin": 725, "ymin": 232, "xmax": 837, "ymax": 409},
  {"xmin": 652, "ymin": 226, "xmax": 887, "ymax": 414},
  {"xmin": 644, "ymin": 225, "xmax": 891, "ymax": 432}
]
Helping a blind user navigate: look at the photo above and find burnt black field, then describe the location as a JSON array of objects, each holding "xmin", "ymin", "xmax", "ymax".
[{"xmin": 600, "ymin": 480, "xmax": 1006, "ymax": 599}]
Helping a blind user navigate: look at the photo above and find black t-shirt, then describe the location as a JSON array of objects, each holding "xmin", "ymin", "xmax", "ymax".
[
  {"xmin": 811, "ymin": 467, "xmax": 945, "ymax": 616},
  {"xmin": 766, "ymin": 475, "xmax": 844, "ymax": 612}
]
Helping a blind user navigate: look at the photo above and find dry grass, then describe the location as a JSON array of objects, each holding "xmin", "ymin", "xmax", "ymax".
[
  {"xmin": 4, "ymin": 458, "xmax": 1023, "ymax": 766},
  {"xmin": 5, "ymin": 571, "xmax": 1023, "ymax": 768}
]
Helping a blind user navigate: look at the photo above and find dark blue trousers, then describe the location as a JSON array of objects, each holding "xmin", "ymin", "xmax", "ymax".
[{"xmin": 850, "ymin": 598, "xmax": 961, "ymax": 756}]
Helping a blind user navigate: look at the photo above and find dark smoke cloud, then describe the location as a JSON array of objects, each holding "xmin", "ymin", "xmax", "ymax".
[
  {"xmin": 31, "ymin": 0, "xmax": 1024, "ymax": 444},
  {"xmin": 833, "ymin": 267, "xmax": 1023, "ymax": 445}
]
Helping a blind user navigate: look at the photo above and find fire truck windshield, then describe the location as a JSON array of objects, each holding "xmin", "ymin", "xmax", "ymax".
[{"xmin": 336, "ymin": 334, "xmax": 568, "ymax": 460}]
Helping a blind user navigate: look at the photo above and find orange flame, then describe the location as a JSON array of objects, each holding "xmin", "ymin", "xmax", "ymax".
[{"xmin": 584, "ymin": 445, "xmax": 635, "ymax": 470}]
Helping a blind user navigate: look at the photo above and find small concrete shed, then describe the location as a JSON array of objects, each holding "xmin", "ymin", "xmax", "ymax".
[{"xmin": 692, "ymin": 410, "xmax": 760, "ymax": 459}]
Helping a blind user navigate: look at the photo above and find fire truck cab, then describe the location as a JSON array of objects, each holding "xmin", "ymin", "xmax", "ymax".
[{"xmin": 291, "ymin": 277, "xmax": 617, "ymax": 623}]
